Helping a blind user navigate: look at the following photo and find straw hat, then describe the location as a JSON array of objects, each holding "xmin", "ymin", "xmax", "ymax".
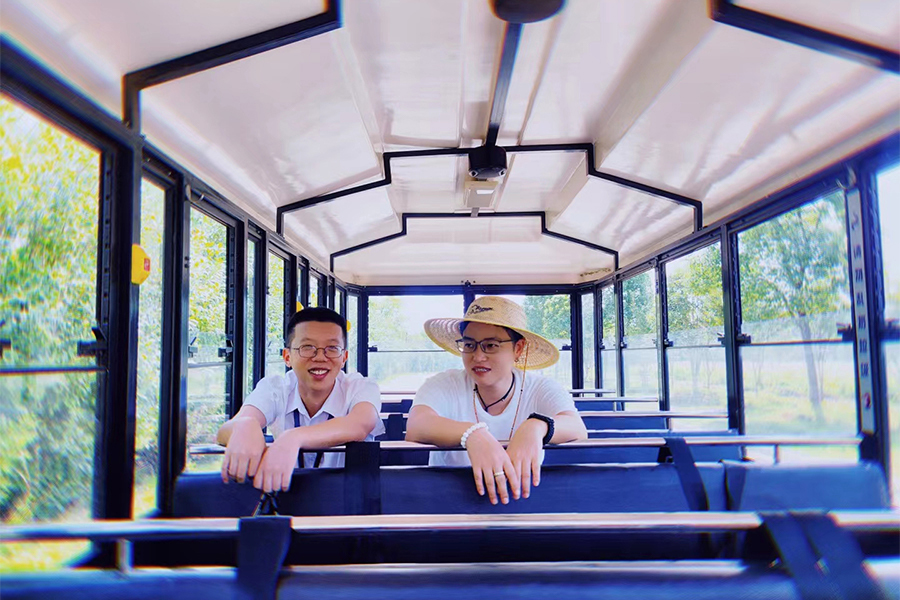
[{"xmin": 423, "ymin": 296, "xmax": 560, "ymax": 370}]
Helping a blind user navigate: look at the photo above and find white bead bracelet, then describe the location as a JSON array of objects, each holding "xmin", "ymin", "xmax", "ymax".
[{"xmin": 460, "ymin": 422, "xmax": 487, "ymax": 449}]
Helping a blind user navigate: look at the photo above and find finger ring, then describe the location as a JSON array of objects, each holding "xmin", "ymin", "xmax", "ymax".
[{"xmin": 493, "ymin": 471, "xmax": 506, "ymax": 478}]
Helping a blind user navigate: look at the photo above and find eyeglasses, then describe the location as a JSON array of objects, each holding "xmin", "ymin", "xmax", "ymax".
[
  {"xmin": 455, "ymin": 338, "xmax": 514, "ymax": 354},
  {"xmin": 289, "ymin": 345, "xmax": 344, "ymax": 358}
]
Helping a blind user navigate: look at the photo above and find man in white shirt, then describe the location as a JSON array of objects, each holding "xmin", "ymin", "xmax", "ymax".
[
  {"xmin": 406, "ymin": 296, "xmax": 587, "ymax": 506},
  {"xmin": 217, "ymin": 307, "xmax": 384, "ymax": 493}
]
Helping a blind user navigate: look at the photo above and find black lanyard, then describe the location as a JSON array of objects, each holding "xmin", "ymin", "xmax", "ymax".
[{"xmin": 293, "ymin": 409, "xmax": 332, "ymax": 468}]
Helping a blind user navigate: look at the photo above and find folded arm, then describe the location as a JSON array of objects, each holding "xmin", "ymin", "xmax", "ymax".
[{"xmin": 253, "ymin": 401, "xmax": 380, "ymax": 493}]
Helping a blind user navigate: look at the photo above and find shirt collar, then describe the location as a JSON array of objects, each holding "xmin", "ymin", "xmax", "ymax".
[{"xmin": 286, "ymin": 370, "xmax": 345, "ymax": 419}]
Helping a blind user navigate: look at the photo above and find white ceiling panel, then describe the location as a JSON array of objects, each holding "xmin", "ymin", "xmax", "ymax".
[
  {"xmin": 601, "ymin": 24, "xmax": 900, "ymax": 213},
  {"xmin": 387, "ymin": 155, "xmax": 466, "ymax": 212},
  {"xmin": 143, "ymin": 33, "xmax": 380, "ymax": 214},
  {"xmin": 344, "ymin": 0, "xmax": 467, "ymax": 148},
  {"xmin": 10, "ymin": 0, "xmax": 325, "ymax": 73},
  {"xmin": 283, "ymin": 187, "xmax": 399, "ymax": 267},
  {"xmin": 552, "ymin": 178, "xmax": 695, "ymax": 266},
  {"xmin": 519, "ymin": 0, "xmax": 671, "ymax": 143},
  {"xmin": 737, "ymin": 0, "xmax": 900, "ymax": 51},
  {"xmin": 498, "ymin": 151, "xmax": 586, "ymax": 212},
  {"xmin": 334, "ymin": 217, "xmax": 614, "ymax": 286}
]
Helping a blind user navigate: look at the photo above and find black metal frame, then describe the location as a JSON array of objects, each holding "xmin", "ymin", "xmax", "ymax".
[
  {"xmin": 710, "ymin": 0, "xmax": 900, "ymax": 74},
  {"xmin": 277, "ymin": 143, "xmax": 704, "ymax": 269},
  {"xmin": 1, "ymin": 39, "xmax": 144, "ymax": 533},
  {"xmin": 5, "ymin": 0, "xmax": 900, "ymax": 525},
  {"xmin": 329, "ymin": 211, "xmax": 619, "ymax": 273},
  {"xmin": 122, "ymin": 1, "xmax": 341, "ymax": 130},
  {"xmin": 248, "ymin": 227, "xmax": 266, "ymax": 397}
]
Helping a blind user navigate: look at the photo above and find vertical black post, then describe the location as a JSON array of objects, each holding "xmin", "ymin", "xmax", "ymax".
[
  {"xmin": 657, "ymin": 262, "xmax": 671, "ymax": 412},
  {"xmin": 615, "ymin": 277, "xmax": 626, "ymax": 397},
  {"xmin": 228, "ymin": 220, "xmax": 247, "ymax": 417},
  {"xmin": 463, "ymin": 282, "xmax": 475, "ymax": 311},
  {"xmin": 287, "ymin": 254, "xmax": 299, "ymax": 315},
  {"xmin": 851, "ymin": 168, "xmax": 889, "ymax": 470},
  {"xmin": 571, "ymin": 292, "xmax": 583, "ymax": 390},
  {"xmin": 358, "ymin": 290, "xmax": 369, "ymax": 377},
  {"xmin": 251, "ymin": 235, "xmax": 266, "ymax": 389},
  {"xmin": 721, "ymin": 226, "xmax": 745, "ymax": 433},
  {"xmin": 593, "ymin": 286, "xmax": 601, "ymax": 389},
  {"xmin": 95, "ymin": 143, "xmax": 140, "ymax": 523}
]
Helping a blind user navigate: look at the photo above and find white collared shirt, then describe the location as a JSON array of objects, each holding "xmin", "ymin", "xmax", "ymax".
[{"xmin": 244, "ymin": 369, "xmax": 384, "ymax": 468}]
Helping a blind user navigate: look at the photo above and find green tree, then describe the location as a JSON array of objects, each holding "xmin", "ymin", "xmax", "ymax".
[
  {"xmin": 0, "ymin": 96, "xmax": 99, "ymax": 524},
  {"xmin": 739, "ymin": 193, "xmax": 849, "ymax": 421},
  {"xmin": 523, "ymin": 295, "xmax": 570, "ymax": 340}
]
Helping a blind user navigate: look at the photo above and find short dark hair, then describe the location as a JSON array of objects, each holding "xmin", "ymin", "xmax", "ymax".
[
  {"xmin": 285, "ymin": 307, "xmax": 347, "ymax": 348},
  {"xmin": 458, "ymin": 321, "xmax": 524, "ymax": 344}
]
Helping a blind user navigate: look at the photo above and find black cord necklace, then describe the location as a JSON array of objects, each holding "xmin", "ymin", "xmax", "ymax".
[{"xmin": 475, "ymin": 373, "xmax": 516, "ymax": 411}]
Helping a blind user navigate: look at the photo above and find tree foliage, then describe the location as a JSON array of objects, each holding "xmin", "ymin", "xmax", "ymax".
[{"xmin": 0, "ymin": 97, "xmax": 99, "ymax": 524}]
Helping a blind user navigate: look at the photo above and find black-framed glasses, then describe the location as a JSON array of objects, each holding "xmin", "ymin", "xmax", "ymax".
[
  {"xmin": 289, "ymin": 345, "xmax": 344, "ymax": 358},
  {"xmin": 455, "ymin": 338, "xmax": 514, "ymax": 354}
]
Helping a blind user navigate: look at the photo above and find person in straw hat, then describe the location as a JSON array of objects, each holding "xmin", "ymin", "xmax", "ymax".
[{"xmin": 406, "ymin": 296, "xmax": 587, "ymax": 505}]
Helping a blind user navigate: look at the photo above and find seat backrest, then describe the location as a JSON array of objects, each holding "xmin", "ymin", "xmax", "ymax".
[
  {"xmin": 722, "ymin": 460, "xmax": 890, "ymax": 510},
  {"xmin": 380, "ymin": 463, "xmax": 727, "ymax": 514}
]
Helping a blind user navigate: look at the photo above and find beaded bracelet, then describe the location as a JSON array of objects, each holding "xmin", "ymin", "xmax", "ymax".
[{"xmin": 460, "ymin": 422, "xmax": 488, "ymax": 449}]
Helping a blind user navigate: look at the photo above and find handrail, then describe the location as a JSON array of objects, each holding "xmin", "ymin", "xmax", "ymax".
[
  {"xmin": 3, "ymin": 510, "xmax": 896, "ymax": 543},
  {"xmin": 189, "ymin": 435, "xmax": 861, "ymax": 455},
  {"xmin": 378, "ymin": 411, "xmax": 727, "ymax": 419}
]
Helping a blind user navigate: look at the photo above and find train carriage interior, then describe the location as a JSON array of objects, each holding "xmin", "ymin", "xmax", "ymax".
[{"xmin": 1, "ymin": 0, "xmax": 899, "ymax": 598}]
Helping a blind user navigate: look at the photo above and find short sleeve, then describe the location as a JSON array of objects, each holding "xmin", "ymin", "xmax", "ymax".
[
  {"xmin": 242, "ymin": 374, "xmax": 286, "ymax": 427},
  {"xmin": 412, "ymin": 371, "xmax": 460, "ymax": 418},
  {"xmin": 342, "ymin": 373, "xmax": 385, "ymax": 438},
  {"xmin": 532, "ymin": 376, "xmax": 577, "ymax": 416}
]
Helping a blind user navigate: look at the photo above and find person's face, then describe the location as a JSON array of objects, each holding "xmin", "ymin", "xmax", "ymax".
[
  {"xmin": 460, "ymin": 322, "xmax": 526, "ymax": 388},
  {"xmin": 283, "ymin": 321, "xmax": 348, "ymax": 398}
]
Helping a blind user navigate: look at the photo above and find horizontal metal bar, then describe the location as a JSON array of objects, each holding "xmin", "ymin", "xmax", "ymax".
[
  {"xmin": 189, "ymin": 434, "xmax": 861, "ymax": 456},
  {"xmin": 186, "ymin": 361, "xmax": 229, "ymax": 369},
  {"xmin": 124, "ymin": 1, "xmax": 340, "ymax": 90},
  {"xmin": 0, "ymin": 365, "xmax": 103, "ymax": 376},
  {"xmin": 3, "ymin": 511, "xmax": 896, "ymax": 543},
  {"xmin": 711, "ymin": 0, "xmax": 899, "ymax": 74},
  {"xmin": 741, "ymin": 338, "xmax": 849, "ymax": 348}
]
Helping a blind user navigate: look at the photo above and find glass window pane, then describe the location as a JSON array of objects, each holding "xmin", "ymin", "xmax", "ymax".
[
  {"xmin": 665, "ymin": 243, "xmax": 726, "ymax": 423},
  {"xmin": 0, "ymin": 373, "xmax": 97, "ymax": 570},
  {"xmin": 622, "ymin": 348, "xmax": 659, "ymax": 397},
  {"xmin": 738, "ymin": 192, "xmax": 855, "ymax": 437},
  {"xmin": 666, "ymin": 243, "xmax": 723, "ymax": 346},
  {"xmin": 246, "ymin": 238, "xmax": 257, "ymax": 398},
  {"xmin": 600, "ymin": 349, "xmax": 617, "ymax": 392},
  {"xmin": 742, "ymin": 344, "xmax": 856, "ymax": 436},
  {"xmin": 877, "ymin": 164, "xmax": 899, "ymax": 503},
  {"xmin": 623, "ymin": 271, "xmax": 657, "ymax": 348},
  {"xmin": 347, "ymin": 293, "xmax": 359, "ymax": 374},
  {"xmin": 667, "ymin": 348, "xmax": 727, "ymax": 430},
  {"xmin": 337, "ymin": 289, "xmax": 346, "ymax": 316},
  {"xmin": 266, "ymin": 253, "xmax": 286, "ymax": 378},
  {"xmin": 134, "ymin": 178, "xmax": 166, "ymax": 517},
  {"xmin": 738, "ymin": 191, "xmax": 850, "ymax": 344},
  {"xmin": 600, "ymin": 286, "xmax": 617, "ymax": 391},
  {"xmin": 581, "ymin": 292, "xmax": 596, "ymax": 388},
  {"xmin": 369, "ymin": 295, "xmax": 462, "ymax": 389},
  {"xmin": 187, "ymin": 208, "xmax": 229, "ymax": 471},
  {"xmin": 309, "ymin": 271, "xmax": 320, "ymax": 307},
  {"xmin": 0, "ymin": 94, "xmax": 100, "ymax": 368}
]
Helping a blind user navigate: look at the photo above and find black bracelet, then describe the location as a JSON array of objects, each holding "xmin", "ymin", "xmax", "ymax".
[{"xmin": 527, "ymin": 413, "xmax": 555, "ymax": 445}]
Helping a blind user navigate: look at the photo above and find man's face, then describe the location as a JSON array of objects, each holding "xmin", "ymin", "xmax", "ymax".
[{"xmin": 283, "ymin": 321, "xmax": 348, "ymax": 399}]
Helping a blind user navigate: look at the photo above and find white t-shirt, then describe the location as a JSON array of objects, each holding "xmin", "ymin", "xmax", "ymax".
[
  {"xmin": 244, "ymin": 370, "xmax": 385, "ymax": 468},
  {"xmin": 412, "ymin": 369, "xmax": 577, "ymax": 466}
]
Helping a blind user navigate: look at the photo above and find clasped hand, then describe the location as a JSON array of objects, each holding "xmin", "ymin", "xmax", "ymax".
[
  {"xmin": 465, "ymin": 421, "xmax": 545, "ymax": 505},
  {"xmin": 221, "ymin": 420, "xmax": 300, "ymax": 493}
]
